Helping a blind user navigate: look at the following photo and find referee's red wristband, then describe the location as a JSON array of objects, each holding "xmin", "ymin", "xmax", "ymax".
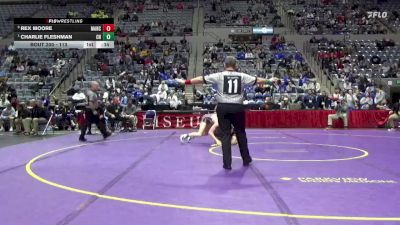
[{"xmin": 185, "ymin": 80, "xmax": 192, "ymax": 85}]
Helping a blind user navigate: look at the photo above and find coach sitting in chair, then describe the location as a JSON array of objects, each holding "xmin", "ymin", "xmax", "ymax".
[
  {"xmin": 105, "ymin": 97, "xmax": 122, "ymax": 132},
  {"xmin": 23, "ymin": 100, "xmax": 49, "ymax": 135},
  {"xmin": 121, "ymin": 98, "xmax": 138, "ymax": 132},
  {"xmin": 326, "ymin": 98, "xmax": 349, "ymax": 129}
]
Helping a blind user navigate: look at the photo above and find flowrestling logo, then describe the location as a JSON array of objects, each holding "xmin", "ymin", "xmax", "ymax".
[{"xmin": 367, "ymin": 11, "xmax": 388, "ymax": 19}]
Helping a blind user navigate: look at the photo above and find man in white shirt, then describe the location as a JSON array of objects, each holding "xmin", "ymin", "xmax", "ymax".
[
  {"xmin": 168, "ymin": 92, "xmax": 181, "ymax": 109},
  {"xmin": 374, "ymin": 85, "xmax": 386, "ymax": 108},
  {"xmin": 106, "ymin": 77, "xmax": 116, "ymax": 91},
  {"xmin": 302, "ymin": 79, "xmax": 314, "ymax": 91},
  {"xmin": 360, "ymin": 93, "xmax": 373, "ymax": 109},
  {"xmin": 158, "ymin": 80, "xmax": 168, "ymax": 92},
  {"xmin": 0, "ymin": 95, "xmax": 10, "ymax": 108},
  {"xmin": 8, "ymin": 42, "xmax": 15, "ymax": 52},
  {"xmin": 345, "ymin": 89, "xmax": 358, "ymax": 109}
]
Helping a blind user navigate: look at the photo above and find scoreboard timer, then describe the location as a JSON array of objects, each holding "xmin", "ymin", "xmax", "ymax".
[{"xmin": 14, "ymin": 18, "xmax": 115, "ymax": 49}]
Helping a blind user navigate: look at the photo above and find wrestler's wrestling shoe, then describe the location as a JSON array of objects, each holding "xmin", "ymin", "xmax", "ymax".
[
  {"xmin": 179, "ymin": 134, "xmax": 186, "ymax": 143},
  {"xmin": 180, "ymin": 134, "xmax": 192, "ymax": 143},
  {"xmin": 79, "ymin": 137, "xmax": 87, "ymax": 142}
]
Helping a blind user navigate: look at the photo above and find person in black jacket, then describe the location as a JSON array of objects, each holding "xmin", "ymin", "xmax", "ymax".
[
  {"xmin": 105, "ymin": 97, "xmax": 122, "ymax": 132},
  {"xmin": 14, "ymin": 102, "xmax": 30, "ymax": 134},
  {"xmin": 303, "ymin": 90, "xmax": 317, "ymax": 109},
  {"xmin": 54, "ymin": 102, "xmax": 70, "ymax": 130},
  {"xmin": 33, "ymin": 100, "xmax": 49, "ymax": 135},
  {"xmin": 316, "ymin": 91, "xmax": 331, "ymax": 109}
]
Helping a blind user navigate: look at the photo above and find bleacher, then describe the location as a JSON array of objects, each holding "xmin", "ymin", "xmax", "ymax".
[
  {"xmin": 204, "ymin": 0, "xmax": 282, "ymax": 27},
  {"xmin": 3, "ymin": 48, "xmax": 84, "ymax": 102},
  {"xmin": 284, "ymin": 0, "xmax": 389, "ymax": 35},
  {"xmin": 0, "ymin": 1, "xmax": 102, "ymax": 103},
  {"xmin": 34, "ymin": 3, "xmax": 94, "ymax": 18},
  {"xmin": 117, "ymin": 2, "xmax": 193, "ymax": 37},
  {"xmin": 309, "ymin": 38, "xmax": 400, "ymax": 91}
]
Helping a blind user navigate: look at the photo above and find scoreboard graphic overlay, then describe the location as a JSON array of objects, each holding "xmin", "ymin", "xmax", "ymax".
[{"xmin": 14, "ymin": 18, "xmax": 114, "ymax": 49}]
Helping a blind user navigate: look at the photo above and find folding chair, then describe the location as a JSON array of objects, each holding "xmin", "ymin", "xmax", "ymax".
[{"xmin": 142, "ymin": 110, "xmax": 157, "ymax": 130}]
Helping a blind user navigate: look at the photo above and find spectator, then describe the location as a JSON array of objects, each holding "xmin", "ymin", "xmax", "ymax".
[
  {"xmin": 331, "ymin": 88, "xmax": 342, "ymax": 107},
  {"xmin": 66, "ymin": 83, "xmax": 80, "ymax": 96},
  {"xmin": 106, "ymin": 77, "xmax": 116, "ymax": 91},
  {"xmin": 158, "ymin": 93, "xmax": 168, "ymax": 105},
  {"xmin": 303, "ymin": 90, "xmax": 317, "ymax": 109},
  {"xmin": 121, "ymin": 98, "xmax": 138, "ymax": 132},
  {"xmin": 180, "ymin": 36, "xmax": 187, "ymax": 45},
  {"xmin": 317, "ymin": 91, "xmax": 331, "ymax": 109},
  {"xmin": 168, "ymin": 91, "xmax": 181, "ymax": 109},
  {"xmin": 120, "ymin": 92, "xmax": 128, "ymax": 108},
  {"xmin": 0, "ymin": 102, "xmax": 16, "ymax": 132},
  {"xmin": 176, "ymin": 2, "xmax": 184, "ymax": 11},
  {"xmin": 203, "ymin": 93, "xmax": 215, "ymax": 105},
  {"xmin": 161, "ymin": 38, "xmax": 169, "ymax": 46},
  {"xmin": 8, "ymin": 42, "xmax": 15, "ymax": 53},
  {"xmin": 279, "ymin": 97, "xmax": 291, "ymax": 110},
  {"xmin": 314, "ymin": 81, "xmax": 321, "ymax": 93},
  {"xmin": 0, "ymin": 94, "xmax": 10, "ymax": 108},
  {"xmin": 345, "ymin": 89, "xmax": 358, "ymax": 109},
  {"xmin": 374, "ymin": 85, "xmax": 386, "ymax": 109},
  {"xmin": 264, "ymin": 97, "xmax": 280, "ymax": 110},
  {"xmin": 302, "ymin": 79, "xmax": 314, "ymax": 92},
  {"xmin": 39, "ymin": 65, "xmax": 50, "ymax": 77},
  {"xmin": 16, "ymin": 63, "xmax": 25, "ymax": 72},
  {"xmin": 54, "ymin": 102, "xmax": 75, "ymax": 131},
  {"xmin": 77, "ymin": 74, "xmax": 86, "ymax": 82},
  {"xmin": 366, "ymin": 80, "xmax": 376, "ymax": 94},
  {"xmin": 360, "ymin": 92, "xmax": 373, "ymax": 109},
  {"xmin": 14, "ymin": 102, "xmax": 30, "ymax": 134},
  {"xmin": 158, "ymin": 80, "xmax": 168, "ymax": 92}
]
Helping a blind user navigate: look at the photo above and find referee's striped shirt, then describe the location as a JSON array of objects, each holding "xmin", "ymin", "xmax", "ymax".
[{"xmin": 203, "ymin": 71, "xmax": 257, "ymax": 104}]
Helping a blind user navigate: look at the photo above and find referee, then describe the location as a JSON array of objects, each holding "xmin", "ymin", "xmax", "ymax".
[
  {"xmin": 79, "ymin": 81, "xmax": 111, "ymax": 142},
  {"xmin": 178, "ymin": 56, "xmax": 276, "ymax": 170}
]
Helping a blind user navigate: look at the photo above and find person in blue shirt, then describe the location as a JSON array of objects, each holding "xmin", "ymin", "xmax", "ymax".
[
  {"xmin": 120, "ymin": 92, "xmax": 128, "ymax": 108},
  {"xmin": 236, "ymin": 51, "xmax": 245, "ymax": 60}
]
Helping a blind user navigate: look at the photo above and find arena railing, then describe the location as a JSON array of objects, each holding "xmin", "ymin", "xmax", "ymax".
[{"xmin": 49, "ymin": 49, "xmax": 95, "ymax": 100}]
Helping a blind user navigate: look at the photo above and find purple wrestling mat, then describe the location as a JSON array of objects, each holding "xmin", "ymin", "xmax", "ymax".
[{"xmin": 0, "ymin": 129, "xmax": 399, "ymax": 225}]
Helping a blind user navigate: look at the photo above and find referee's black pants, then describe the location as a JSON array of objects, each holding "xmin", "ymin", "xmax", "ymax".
[
  {"xmin": 216, "ymin": 103, "xmax": 251, "ymax": 167},
  {"xmin": 80, "ymin": 109, "xmax": 108, "ymax": 139}
]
